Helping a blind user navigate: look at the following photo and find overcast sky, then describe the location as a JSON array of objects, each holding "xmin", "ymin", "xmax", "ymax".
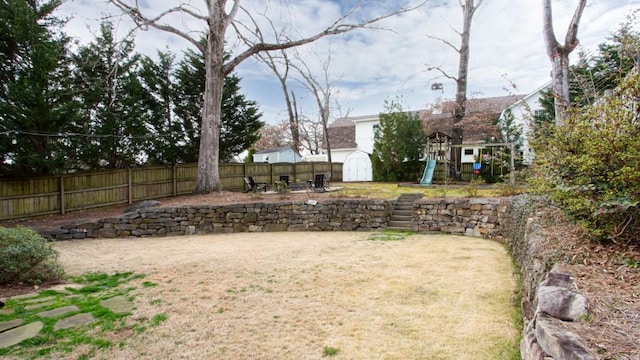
[{"xmin": 56, "ymin": 0, "xmax": 639, "ymax": 124}]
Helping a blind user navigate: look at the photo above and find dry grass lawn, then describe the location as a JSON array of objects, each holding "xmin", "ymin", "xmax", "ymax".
[{"xmin": 51, "ymin": 231, "xmax": 519, "ymax": 360}]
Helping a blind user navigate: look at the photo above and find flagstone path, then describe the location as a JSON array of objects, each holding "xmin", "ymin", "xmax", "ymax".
[{"xmin": 0, "ymin": 288, "xmax": 133, "ymax": 349}]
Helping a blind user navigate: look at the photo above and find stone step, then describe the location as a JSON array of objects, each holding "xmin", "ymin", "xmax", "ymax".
[
  {"xmin": 388, "ymin": 220, "xmax": 412, "ymax": 229},
  {"xmin": 390, "ymin": 215, "xmax": 412, "ymax": 222}
]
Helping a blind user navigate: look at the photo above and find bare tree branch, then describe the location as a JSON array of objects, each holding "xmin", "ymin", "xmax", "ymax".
[
  {"xmin": 426, "ymin": 34, "xmax": 459, "ymax": 52},
  {"xmin": 224, "ymin": 1, "xmax": 428, "ymax": 75},
  {"xmin": 109, "ymin": 0, "xmax": 205, "ymax": 51}
]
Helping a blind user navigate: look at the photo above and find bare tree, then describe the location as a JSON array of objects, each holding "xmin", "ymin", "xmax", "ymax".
[
  {"xmin": 255, "ymin": 50, "xmax": 301, "ymax": 151},
  {"xmin": 542, "ymin": 0, "xmax": 586, "ymax": 125},
  {"xmin": 108, "ymin": 0, "xmax": 425, "ymax": 193},
  {"xmin": 427, "ymin": 0, "xmax": 483, "ymax": 122},
  {"xmin": 291, "ymin": 51, "xmax": 342, "ymax": 163},
  {"xmin": 298, "ymin": 114, "xmax": 324, "ymax": 155},
  {"xmin": 253, "ymin": 120, "xmax": 290, "ymax": 150},
  {"xmin": 426, "ymin": 0, "xmax": 483, "ymax": 179}
]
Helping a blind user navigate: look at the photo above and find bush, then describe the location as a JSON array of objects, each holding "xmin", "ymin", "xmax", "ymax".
[
  {"xmin": 0, "ymin": 227, "xmax": 64, "ymax": 285},
  {"xmin": 530, "ymin": 73, "xmax": 640, "ymax": 243}
]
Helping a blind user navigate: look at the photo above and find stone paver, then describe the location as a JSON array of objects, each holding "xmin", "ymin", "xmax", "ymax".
[
  {"xmin": 25, "ymin": 301, "xmax": 57, "ymax": 311},
  {"xmin": 38, "ymin": 305, "xmax": 79, "ymax": 318},
  {"xmin": 22, "ymin": 296, "xmax": 56, "ymax": 304},
  {"xmin": 0, "ymin": 319, "xmax": 24, "ymax": 332},
  {"xmin": 0, "ymin": 321, "xmax": 43, "ymax": 348},
  {"xmin": 100, "ymin": 296, "xmax": 133, "ymax": 314},
  {"xmin": 54, "ymin": 313, "xmax": 96, "ymax": 331}
]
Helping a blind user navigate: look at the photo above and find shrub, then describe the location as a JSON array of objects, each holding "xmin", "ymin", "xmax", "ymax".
[
  {"xmin": 530, "ymin": 73, "xmax": 640, "ymax": 244},
  {"xmin": 0, "ymin": 227, "xmax": 64, "ymax": 285}
]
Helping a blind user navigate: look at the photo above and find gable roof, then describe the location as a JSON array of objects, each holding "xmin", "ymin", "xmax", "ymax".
[{"xmin": 327, "ymin": 118, "xmax": 357, "ymax": 149}]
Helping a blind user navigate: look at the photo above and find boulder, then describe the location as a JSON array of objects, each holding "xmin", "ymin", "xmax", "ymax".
[{"xmin": 535, "ymin": 313, "xmax": 597, "ymax": 360}]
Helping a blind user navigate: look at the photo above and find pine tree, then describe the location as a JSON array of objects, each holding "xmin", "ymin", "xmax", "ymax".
[
  {"xmin": 0, "ymin": 0, "xmax": 78, "ymax": 177},
  {"xmin": 71, "ymin": 20, "xmax": 148, "ymax": 169}
]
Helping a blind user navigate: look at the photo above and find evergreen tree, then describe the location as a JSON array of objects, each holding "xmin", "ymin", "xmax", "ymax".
[
  {"xmin": 372, "ymin": 99, "xmax": 426, "ymax": 182},
  {"xmin": 139, "ymin": 50, "xmax": 181, "ymax": 165},
  {"xmin": 71, "ymin": 20, "xmax": 148, "ymax": 169},
  {"xmin": 0, "ymin": 0, "xmax": 78, "ymax": 177}
]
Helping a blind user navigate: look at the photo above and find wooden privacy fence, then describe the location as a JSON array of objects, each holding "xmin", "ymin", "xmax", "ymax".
[{"xmin": 0, "ymin": 162, "xmax": 343, "ymax": 220}]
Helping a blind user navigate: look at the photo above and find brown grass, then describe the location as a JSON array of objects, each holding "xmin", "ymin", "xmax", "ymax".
[{"xmin": 50, "ymin": 232, "xmax": 519, "ymax": 360}]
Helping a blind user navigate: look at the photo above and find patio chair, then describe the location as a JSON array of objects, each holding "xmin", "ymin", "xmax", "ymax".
[
  {"xmin": 312, "ymin": 173, "xmax": 326, "ymax": 192},
  {"xmin": 279, "ymin": 175, "xmax": 290, "ymax": 186},
  {"xmin": 244, "ymin": 176, "xmax": 267, "ymax": 192}
]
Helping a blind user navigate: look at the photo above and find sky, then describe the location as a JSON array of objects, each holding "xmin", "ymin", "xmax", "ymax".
[{"xmin": 56, "ymin": 0, "xmax": 639, "ymax": 124}]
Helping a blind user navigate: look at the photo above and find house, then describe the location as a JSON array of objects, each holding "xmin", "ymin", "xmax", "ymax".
[
  {"xmin": 327, "ymin": 95, "xmax": 525, "ymax": 181},
  {"xmin": 498, "ymin": 82, "xmax": 551, "ymax": 165},
  {"xmin": 252, "ymin": 146, "xmax": 303, "ymax": 163}
]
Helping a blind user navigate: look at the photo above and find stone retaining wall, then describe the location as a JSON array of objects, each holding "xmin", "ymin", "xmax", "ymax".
[
  {"xmin": 48, "ymin": 200, "xmax": 391, "ymax": 240},
  {"xmin": 49, "ymin": 198, "xmax": 510, "ymax": 241},
  {"xmin": 413, "ymin": 198, "xmax": 507, "ymax": 238}
]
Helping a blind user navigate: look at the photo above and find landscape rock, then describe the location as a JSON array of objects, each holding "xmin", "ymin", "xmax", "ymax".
[
  {"xmin": 537, "ymin": 286, "xmax": 588, "ymax": 321},
  {"xmin": 535, "ymin": 313, "xmax": 597, "ymax": 360}
]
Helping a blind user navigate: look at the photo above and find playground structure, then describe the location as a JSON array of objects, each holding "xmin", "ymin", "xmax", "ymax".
[{"xmin": 420, "ymin": 132, "xmax": 516, "ymax": 186}]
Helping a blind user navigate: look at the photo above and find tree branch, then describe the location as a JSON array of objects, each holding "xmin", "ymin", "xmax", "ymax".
[
  {"xmin": 425, "ymin": 64, "xmax": 458, "ymax": 82},
  {"xmin": 564, "ymin": 0, "xmax": 587, "ymax": 53},
  {"xmin": 108, "ymin": 0, "xmax": 204, "ymax": 51},
  {"xmin": 426, "ymin": 34, "xmax": 460, "ymax": 53},
  {"xmin": 223, "ymin": 1, "xmax": 428, "ymax": 75}
]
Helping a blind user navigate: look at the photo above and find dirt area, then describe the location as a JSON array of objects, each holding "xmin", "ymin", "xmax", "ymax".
[{"xmin": 50, "ymin": 233, "xmax": 517, "ymax": 359}]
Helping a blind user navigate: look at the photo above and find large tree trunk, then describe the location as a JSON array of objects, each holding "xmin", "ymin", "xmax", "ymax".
[
  {"xmin": 542, "ymin": 0, "xmax": 586, "ymax": 125},
  {"xmin": 194, "ymin": 25, "xmax": 225, "ymax": 193}
]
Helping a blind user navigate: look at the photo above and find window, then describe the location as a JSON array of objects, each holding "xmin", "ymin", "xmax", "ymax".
[{"xmin": 464, "ymin": 148, "xmax": 474, "ymax": 156}]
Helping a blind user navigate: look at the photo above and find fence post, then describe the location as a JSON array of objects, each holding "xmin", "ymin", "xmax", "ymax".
[
  {"xmin": 172, "ymin": 164, "xmax": 177, "ymax": 197},
  {"xmin": 128, "ymin": 168, "xmax": 132, "ymax": 204},
  {"xmin": 59, "ymin": 176, "xmax": 65, "ymax": 215}
]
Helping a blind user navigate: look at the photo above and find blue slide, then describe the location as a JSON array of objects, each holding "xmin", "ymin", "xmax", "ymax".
[{"xmin": 420, "ymin": 159, "xmax": 437, "ymax": 186}]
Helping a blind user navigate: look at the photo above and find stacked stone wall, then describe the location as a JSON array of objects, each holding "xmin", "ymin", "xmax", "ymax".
[
  {"xmin": 413, "ymin": 198, "xmax": 507, "ymax": 238},
  {"xmin": 49, "ymin": 200, "xmax": 391, "ymax": 240}
]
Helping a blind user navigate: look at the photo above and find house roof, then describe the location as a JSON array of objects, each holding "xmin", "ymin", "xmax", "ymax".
[
  {"xmin": 422, "ymin": 95, "xmax": 525, "ymax": 143},
  {"xmin": 328, "ymin": 95, "xmax": 525, "ymax": 148},
  {"xmin": 327, "ymin": 119, "xmax": 357, "ymax": 149},
  {"xmin": 254, "ymin": 145, "xmax": 299, "ymax": 155}
]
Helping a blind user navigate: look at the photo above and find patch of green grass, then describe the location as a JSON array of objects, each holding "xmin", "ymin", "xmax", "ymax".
[
  {"xmin": 322, "ymin": 346, "xmax": 340, "ymax": 357},
  {"xmin": 150, "ymin": 313, "xmax": 167, "ymax": 327},
  {"xmin": 149, "ymin": 298, "xmax": 162, "ymax": 305},
  {"xmin": 142, "ymin": 281, "xmax": 158, "ymax": 288},
  {"xmin": 368, "ymin": 229, "xmax": 414, "ymax": 241}
]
